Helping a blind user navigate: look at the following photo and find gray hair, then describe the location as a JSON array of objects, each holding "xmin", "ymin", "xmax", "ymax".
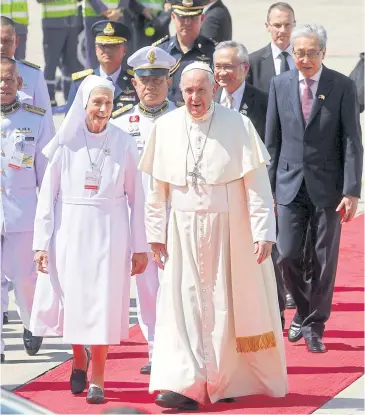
[
  {"xmin": 214, "ymin": 41, "xmax": 249, "ymax": 64},
  {"xmin": 180, "ymin": 68, "xmax": 216, "ymax": 87},
  {"xmin": 290, "ymin": 24, "xmax": 327, "ymax": 50}
]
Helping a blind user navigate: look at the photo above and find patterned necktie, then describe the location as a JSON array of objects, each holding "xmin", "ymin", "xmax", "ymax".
[
  {"xmin": 302, "ymin": 78, "xmax": 315, "ymax": 124},
  {"xmin": 279, "ymin": 51, "xmax": 290, "ymax": 74}
]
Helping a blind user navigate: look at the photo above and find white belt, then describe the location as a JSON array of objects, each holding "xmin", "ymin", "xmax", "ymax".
[
  {"xmin": 60, "ymin": 196, "xmax": 126, "ymax": 206},
  {"xmin": 170, "ymin": 185, "xmax": 229, "ymax": 213}
]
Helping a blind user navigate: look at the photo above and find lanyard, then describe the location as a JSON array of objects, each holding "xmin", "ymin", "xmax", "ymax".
[{"xmin": 83, "ymin": 130, "xmax": 108, "ymax": 172}]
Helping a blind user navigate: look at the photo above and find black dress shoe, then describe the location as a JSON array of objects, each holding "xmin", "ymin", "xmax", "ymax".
[
  {"xmin": 1, "ymin": 354, "xmax": 5, "ymax": 363},
  {"xmin": 3, "ymin": 312, "xmax": 9, "ymax": 325},
  {"xmin": 140, "ymin": 361, "xmax": 151, "ymax": 375},
  {"xmin": 285, "ymin": 293, "xmax": 296, "ymax": 309},
  {"xmin": 305, "ymin": 337, "xmax": 327, "ymax": 353},
  {"xmin": 288, "ymin": 320, "xmax": 303, "ymax": 343},
  {"xmin": 70, "ymin": 348, "xmax": 91, "ymax": 394},
  {"xmin": 86, "ymin": 386, "xmax": 104, "ymax": 404},
  {"xmin": 218, "ymin": 398, "xmax": 236, "ymax": 403},
  {"xmin": 155, "ymin": 391, "xmax": 199, "ymax": 411},
  {"xmin": 23, "ymin": 328, "xmax": 43, "ymax": 356}
]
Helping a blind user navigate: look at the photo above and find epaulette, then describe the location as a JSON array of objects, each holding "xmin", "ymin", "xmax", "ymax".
[
  {"xmin": 72, "ymin": 69, "xmax": 94, "ymax": 81},
  {"xmin": 20, "ymin": 60, "xmax": 40, "ymax": 70},
  {"xmin": 22, "ymin": 103, "xmax": 46, "ymax": 116},
  {"xmin": 210, "ymin": 38, "xmax": 218, "ymax": 47},
  {"xmin": 112, "ymin": 104, "xmax": 133, "ymax": 119},
  {"xmin": 152, "ymin": 35, "xmax": 169, "ymax": 46},
  {"xmin": 127, "ymin": 69, "xmax": 134, "ymax": 77}
]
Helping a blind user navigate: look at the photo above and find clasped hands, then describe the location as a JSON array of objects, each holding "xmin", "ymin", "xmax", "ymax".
[
  {"xmin": 151, "ymin": 241, "xmax": 273, "ymax": 268},
  {"xmin": 34, "ymin": 251, "xmax": 148, "ymax": 276},
  {"xmin": 103, "ymin": 8, "xmax": 122, "ymax": 21}
]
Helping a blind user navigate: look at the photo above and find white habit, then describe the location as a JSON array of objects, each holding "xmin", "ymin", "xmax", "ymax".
[
  {"xmin": 111, "ymin": 101, "xmax": 176, "ymax": 358},
  {"xmin": 139, "ymin": 103, "xmax": 288, "ymax": 403},
  {"xmin": 30, "ymin": 122, "xmax": 148, "ymax": 344}
]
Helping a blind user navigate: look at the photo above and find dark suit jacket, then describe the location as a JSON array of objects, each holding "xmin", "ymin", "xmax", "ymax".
[
  {"xmin": 66, "ymin": 66, "xmax": 138, "ymax": 113},
  {"xmin": 247, "ymin": 43, "xmax": 276, "ymax": 94},
  {"xmin": 200, "ymin": 0, "xmax": 232, "ymax": 43},
  {"xmin": 215, "ymin": 82, "xmax": 268, "ymax": 141},
  {"xmin": 265, "ymin": 66, "xmax": 363, "ymax": 208}
]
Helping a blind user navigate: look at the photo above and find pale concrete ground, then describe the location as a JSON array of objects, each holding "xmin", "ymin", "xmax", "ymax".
[{"xmin": 1, "ymin": 0, "xmax": 365, "ymax": 413}]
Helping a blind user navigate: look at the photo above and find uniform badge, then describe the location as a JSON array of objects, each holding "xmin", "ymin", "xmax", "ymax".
[
  {"xmin": 182, "ymin": 0, "xmax": 193, "ymax": 6},
  {"xmin": 16, "ymin": 128, "xmax": 31, "ymax": 134},
  {"xmin": 319, "ymin": 94, "xmax": 325, "ymax": 100},
  {"xmin": 104, "ymin": 22, "xmax": 115, "ymax": 36},
  {"xmin": 128, "ymin": 115, "xmax": 140, "ymax": 136},
  {"xmin": 22, "ymin": 83, "xmax": 28, "ymax": 89},
  {"xmin": 123, "ymin": 87, "xmax": 135, "ymax": 95},
  {"xmin": 147, "ymin": 49, "xmax": 157, "ymax": 64},
  {"xmin": 120, "ymin": 96, "xmax": 136, "ymax": 102}
]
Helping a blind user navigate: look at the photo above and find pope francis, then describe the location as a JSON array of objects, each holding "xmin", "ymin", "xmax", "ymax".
[{"xmin": 138, "ymin": 62, "xmax": 288, "ymax": 410}]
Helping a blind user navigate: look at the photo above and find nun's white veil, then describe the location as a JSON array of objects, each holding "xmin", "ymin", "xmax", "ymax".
[{"xmin": 43, "ymin": 75, "xmax": 115, "ymax": 160}]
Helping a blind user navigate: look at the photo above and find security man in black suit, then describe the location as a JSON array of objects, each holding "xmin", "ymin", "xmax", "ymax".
[
  {"xmin": 153, "ymin": 0, "xmax": 216, "ymax": 106},
  {"xmin": 248, "ymin": 2, "xmax": 296, "ymax": 93},
  {"xmin": 213, "ymin": 40, "xmax": 286, "ymax": 330},
  {"xmin": 66, "ymin": 20, "xmax": 138, "ymax": 113},
  {"xmin": 200, "ymin": 0, "xmax": 232, "ymax": 43}
]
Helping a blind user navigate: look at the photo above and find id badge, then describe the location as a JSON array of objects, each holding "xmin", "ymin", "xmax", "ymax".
[
  {"xmin": 136, "ymin": 138, "xmax": 145, "ymax": 151},
  {"xmin": 8, "ymin": 151, "xmax": 24, "ymax": 170},
  {"xmin": 84, "ymin": 170, "xmax": 100, "ymax": 190},
  {"xmin": 22, "ymin": 154, "xmax": 34, "ymax": 169}
]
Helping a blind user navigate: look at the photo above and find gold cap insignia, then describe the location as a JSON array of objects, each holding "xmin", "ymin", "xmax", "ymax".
[
  {"xmin": 182, "ymin": 0, "xmax": 193, "ymax": 6},
  {"xmin": 104, "ymin": 22, "xmax": 115, "ymax": 36},
  {"xmin": 148, "ymin": 50, "xmax": 157, "ymax": 64}
]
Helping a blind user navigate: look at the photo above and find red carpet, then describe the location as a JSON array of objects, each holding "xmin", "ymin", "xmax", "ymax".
[{"xmin": 16, "ymin": 215, "xmax": 364, "ymax": 414}]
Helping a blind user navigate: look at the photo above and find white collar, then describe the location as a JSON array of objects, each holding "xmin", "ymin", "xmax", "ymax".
[
  {"xmin": 298, "ymin": 65, "xmax": 323, "ymax": 83},
  {"xmin": 271, "ymin": 42, "xmax": 292, "ymax": 59},
  {"xmin": 99, "ymin": 66, "xmax": 122, "ymax": 84},
  {"xmin": 203, "ymin": 0, "xmax": 217, "ymax": 13},
  {"xmin": 221, "ymin": 81, "xmax": 246, "ymax": 103}
]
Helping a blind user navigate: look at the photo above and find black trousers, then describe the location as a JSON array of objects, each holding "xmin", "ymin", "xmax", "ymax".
[{"xmin": 277, "ymin": 181, "xmax": 341, "ymax": 338}]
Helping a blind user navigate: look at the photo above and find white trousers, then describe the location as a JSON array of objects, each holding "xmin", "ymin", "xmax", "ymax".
[
  {"xmin": 1, "ymin": 232, "xmax": 36, "ymax": 353},
  {"xmin": 134, "ymin": 253, "xmax": 159, "ymax": 360}
]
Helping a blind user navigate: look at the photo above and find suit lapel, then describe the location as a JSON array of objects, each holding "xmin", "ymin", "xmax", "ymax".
[
  {"xmin": 215, "ymin": 87, "xmax": 223, "ymax": 103},
  {"xmin": 260, "ymin": 44, "xmax": 276, "ymax": 83},
  {"xmin": 306, "ymin": 66, "xmax": 333, "ymax": 127},
  {"xmin": 114, "ymin": 69, "xmax": 124, "ymax": 99},
  {"xmin": 289, "ymin": 69, "xmax": 305, "ymax": 130}
]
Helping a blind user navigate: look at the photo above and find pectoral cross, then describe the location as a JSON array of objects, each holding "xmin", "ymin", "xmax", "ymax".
[{"xmin": 188, "ymin": 165, "xmax": 204, "ymax": 186}]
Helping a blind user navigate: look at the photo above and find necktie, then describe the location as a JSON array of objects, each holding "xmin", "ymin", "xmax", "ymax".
[
  {"xmin": 279, "ymin": 51, "xmax": 290, "ymax": 74},
  {"xmin": 223, "ymin": 93, "xmax": 234, "ymax": 109},
  {"xmin": 106, "ymin": 76, "xmax": 113, "ymax": 83},
  {"xmin": 302, "ymin": 78, "xmax": 315, "ymax": 124}
]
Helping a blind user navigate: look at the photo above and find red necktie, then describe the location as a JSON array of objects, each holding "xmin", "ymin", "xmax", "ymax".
[{"xmin": 302, "ymin": 78, "xmax": 315, "ymax": 124}]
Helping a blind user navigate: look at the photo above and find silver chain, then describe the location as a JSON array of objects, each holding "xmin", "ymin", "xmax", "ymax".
[{"xmin": 83, "ymin": 130, "xmax": 108, "ymax": 171}]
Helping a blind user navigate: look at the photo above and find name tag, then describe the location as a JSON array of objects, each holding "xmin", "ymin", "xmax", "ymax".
[
  {"xmin": 22, "ymin": 155, "xmax": 34, "ymax": 169},
  {"xmin": 8, "ymin": 151, "xmax": 24, "ymax": 170},
  {"xmin": 84, "ymin": 170, "xmax": 100, "ymax": 190}
]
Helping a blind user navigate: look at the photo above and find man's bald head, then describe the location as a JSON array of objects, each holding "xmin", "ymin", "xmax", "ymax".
[
  {"xmin": 1, "ymin": 56, "xmax": 22, "ymax": 104},
  {"xmin": 1, "ymin": 17, "xmax": 19, "ymax": 58},
  {"xmin": 180, "ymin": 68, "xmax": 217, "ymax": 119}
]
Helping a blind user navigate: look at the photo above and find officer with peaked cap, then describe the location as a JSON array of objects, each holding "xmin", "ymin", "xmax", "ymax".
[
  {"xmin": 111, "ymin": 45, "xmax": 176, "ymax": 375},
  {"xmin": 66, "ymin": 20, "xmax": 138, "ymax": 112},
  {"xmin": 153, "ymin": 0, "xmax": 216, "ymax": 106}
]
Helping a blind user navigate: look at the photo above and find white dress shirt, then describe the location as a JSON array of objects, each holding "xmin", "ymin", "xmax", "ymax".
[
  {"xmin": 220, "ymin": 81, "xmax": 246, "ymax": 112},
  {"xmin": 99, "ymin": 66, "xmax": 121, "ymax": 84},
  {"xmin": 203, "ymin": 0, "xmax": 217, "ymax": 13},
  {"xmin": 271, "ymin": 42, "xmax": 295, "ymax": 75},
  {"xmin": 298, "ymin": 65, "xmax": 323, "ymax": 102}
]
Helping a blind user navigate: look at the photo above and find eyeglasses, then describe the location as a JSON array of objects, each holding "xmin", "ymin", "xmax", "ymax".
[
  {"xmin": 268, "ymin": 22, "xmax": 295, "ymax": 31},
  {"xmin": 293, "ymin": 49, "xmax": 323, "ymax": 60},
  {"xmin": 214, "ymin": 63, "xmax": 244, "ymax": 72}
]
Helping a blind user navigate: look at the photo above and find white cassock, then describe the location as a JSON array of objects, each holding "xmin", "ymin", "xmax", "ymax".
[
  {"xmin": 30, "ymin": 122, "xmax": 148, "ymax": 345},
  {"xmin": 139, "ymin": 103, "xmax": 288, "ymax": 403},
  {"xmin": 111, "ymin": 101, "xmax": 176, "ymax": 359}
]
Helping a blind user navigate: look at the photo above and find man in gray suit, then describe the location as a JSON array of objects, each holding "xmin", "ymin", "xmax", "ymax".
[{"xmin": 266, "ymin": 24, "xmax": 363, "ymax": 353}]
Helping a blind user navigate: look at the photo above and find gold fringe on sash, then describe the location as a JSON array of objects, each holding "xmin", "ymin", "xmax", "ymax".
[{"xmin": 236, "ymin": 331, "xmax": 276, "ymax": 353}]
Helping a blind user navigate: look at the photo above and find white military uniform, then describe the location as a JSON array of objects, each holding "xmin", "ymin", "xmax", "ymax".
[
  {"xmin": 1, "ymin": 62, "xmax": 56, "ymax": 316},
  {"xmin": 111, "ymin": 100, "xmax": 176, "ymax": 359},
  {"xmin": 1, "ymin": 100, "xmax": 53, "ymax": 354}
]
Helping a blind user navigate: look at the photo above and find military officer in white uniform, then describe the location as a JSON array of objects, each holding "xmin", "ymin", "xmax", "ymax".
[
  {"xmin": 1, "ymin": 17, "xmax": 55, "ymax": 325},
  {"xmin": 111, "ymin": 46, "xmax": 176, "ymax": 375},
  {"xmin": 0, "ymin": 57, "xmax": 53, "ymax": 363}
]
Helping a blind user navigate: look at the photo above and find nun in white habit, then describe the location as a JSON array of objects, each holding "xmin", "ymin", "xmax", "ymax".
[{"xmin": 30, "ymin": 75, "xmax": 148, "ymax": 404}]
